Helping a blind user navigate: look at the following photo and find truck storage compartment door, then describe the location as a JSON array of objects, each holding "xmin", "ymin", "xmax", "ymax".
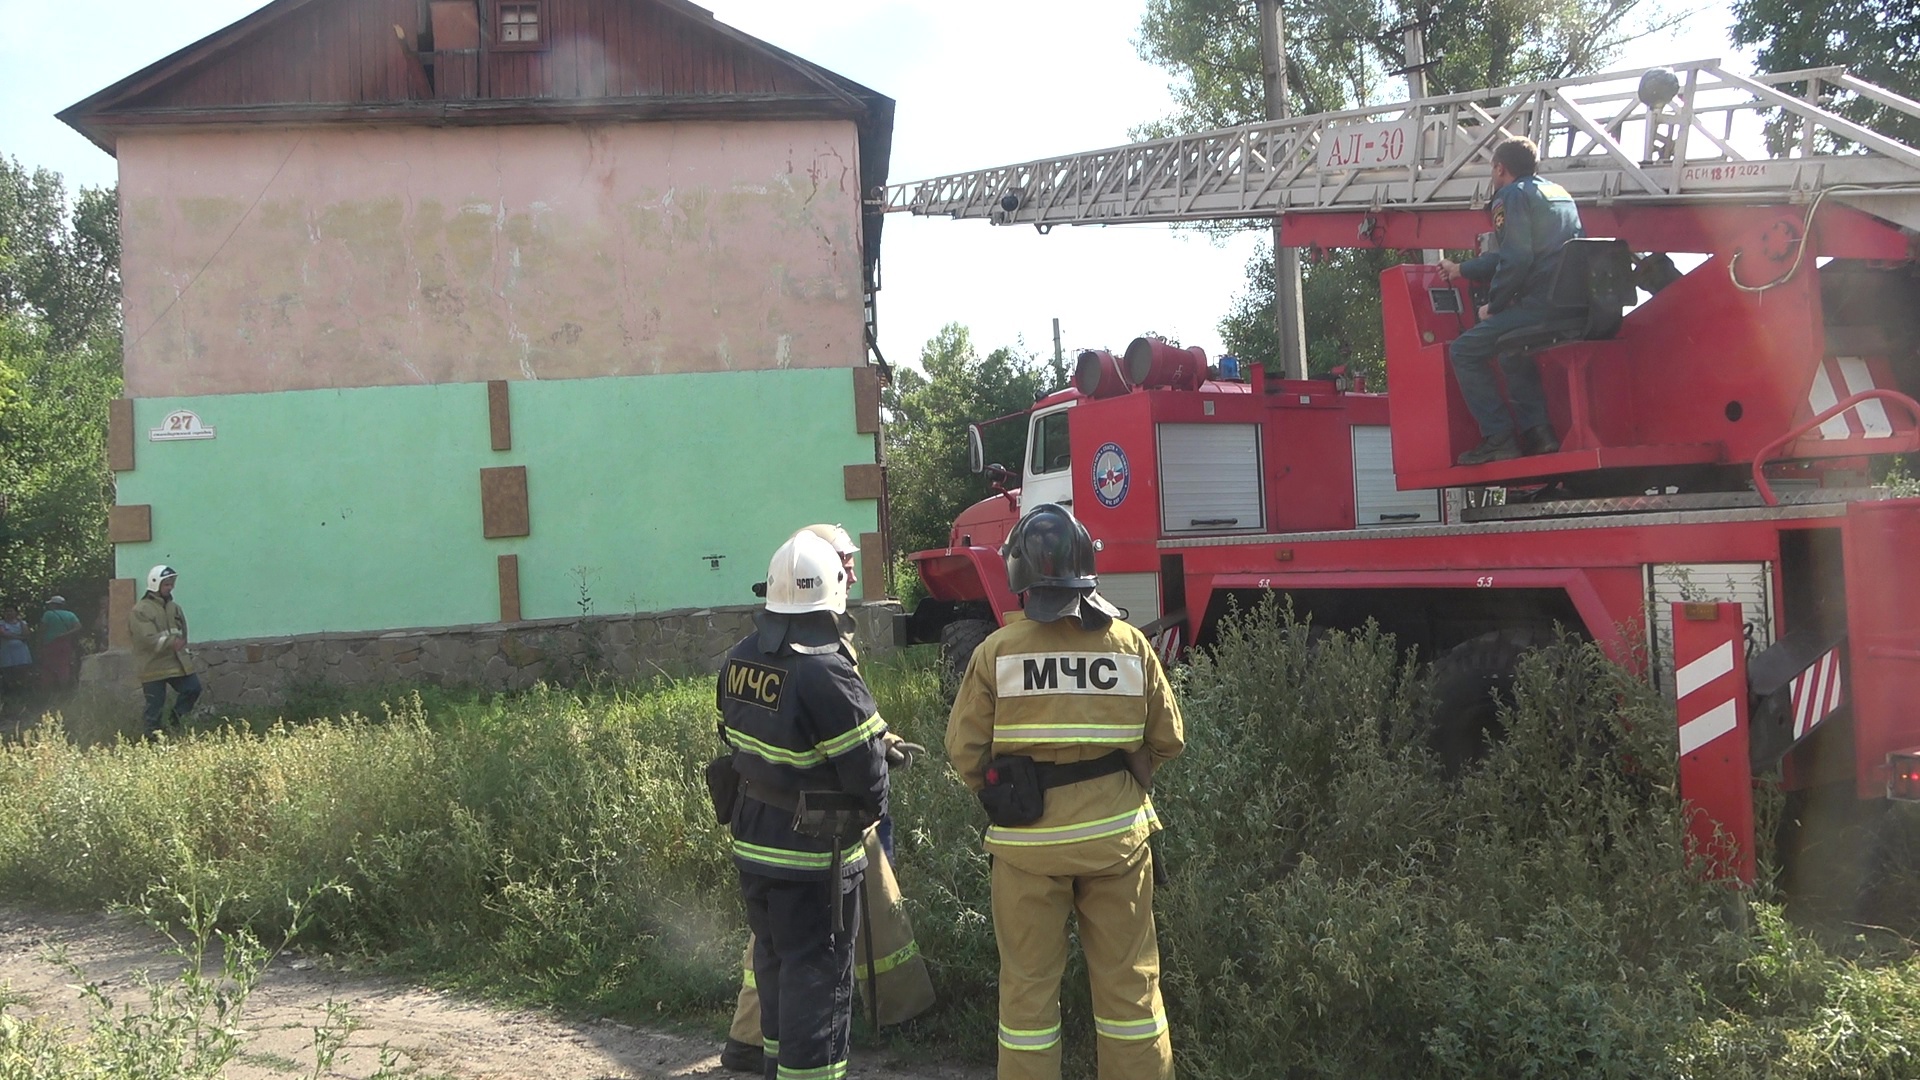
[
  {"xmin": 1351, "ymin": 425, "xmax": 1440, "ymax": 526},
  {"xmin": 1647, "ymin": 562, "xmax": 1775, "ymax": 695},
  {"xmin": 1843, "ymin": 499, "xmax": 1920, "ymax": 798},
  {"xmin": 1158, "ymin": 423, "xmax": 1263, "ymax": 534},
  {"xmin": 1096, "ymin": 572, "xmax": 1161, "ymax": 626}
]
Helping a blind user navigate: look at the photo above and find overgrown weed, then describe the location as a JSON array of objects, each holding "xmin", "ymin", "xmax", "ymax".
[{"xmin": 1, "ymin": 616, "xmax": 1919, "ymax": 1077}]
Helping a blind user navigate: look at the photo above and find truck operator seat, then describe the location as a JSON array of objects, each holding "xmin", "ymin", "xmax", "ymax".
[
  {"xmin": 1490, "ymin": 238, "xmax": 1636, "ymax": 354},
  {"xmin": 1490, "ymin": 238, "xmax": 1637, "ymax": 452}
]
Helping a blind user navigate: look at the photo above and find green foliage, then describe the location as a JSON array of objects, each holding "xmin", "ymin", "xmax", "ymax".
[
  {"xmin": 4, "ymin": 624, "xmax": 1920, "ymax": 1077},
  {"xmin": 0, "ymin": 157, "xmax": 121, "ymax": 620},
  {"xmin": 0, "ymin": 158, "xmax": 119, "ymax": 352},
  {"xmin": 1731, "ymin": 0, "xmax": 1920, "ymax": 150},
  {"xmin": 1220, "ymin": 243, "xmax": 1401, "ymax": 384},
  {"xmin": 882, "ymin": 324, "xmax": 1063, "ymax": 558}
]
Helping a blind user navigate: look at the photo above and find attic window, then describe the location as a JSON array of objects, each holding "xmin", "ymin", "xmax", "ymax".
[{"xmin": 497, "ymin": 2, "xmax": 542, "ymax": 46}]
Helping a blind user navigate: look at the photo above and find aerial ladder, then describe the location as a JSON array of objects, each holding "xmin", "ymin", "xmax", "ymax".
[
  {"xmin": 883, "ymin": 58, "xmax": 1920, "ymax": 490},
  {"xmin": 881, "ymin": 59, "xmax": 1920, "ymax": 884}
]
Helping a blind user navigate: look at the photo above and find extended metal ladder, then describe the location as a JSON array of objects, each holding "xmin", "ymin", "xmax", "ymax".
[{"xmin": 883, "ymin": 60, "xmax": 1920, "ymax": 232}]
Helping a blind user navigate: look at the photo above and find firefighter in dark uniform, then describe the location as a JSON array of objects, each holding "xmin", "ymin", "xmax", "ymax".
[
  {"xmin": 722, "ymin": 525, "xmax": 935, "ymax": 1075},
  {"xmin": 946, "ymin": 504, "xmax": 1186, "ymax": 1080},
  {"xmin": 1440, "ymin": 136, "xmax": 1586, "ymax": 465},
  {"xmin": 719, "ymin": 529, "xmax": 890, "ymax": 1080}
]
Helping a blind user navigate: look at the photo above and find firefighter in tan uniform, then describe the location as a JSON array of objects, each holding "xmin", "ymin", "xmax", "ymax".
[
  {"xmin": 946, "ymin": 503, "xmax": 1185, "ymax": 1080},
  {"xmin": 722, "ymin": 525, "xmax": 936, "ymax": 1074}
]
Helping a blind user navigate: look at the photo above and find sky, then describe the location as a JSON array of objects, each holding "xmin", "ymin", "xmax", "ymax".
[{"xmin": 0, "ymin": 0, "xmax": 1753, "ymax": 372}]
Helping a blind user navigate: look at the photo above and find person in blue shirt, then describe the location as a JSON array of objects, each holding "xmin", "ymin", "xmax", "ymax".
[{"xmin": 1439, "ymin": 137, "xmax": 1586, "ymax": 465}]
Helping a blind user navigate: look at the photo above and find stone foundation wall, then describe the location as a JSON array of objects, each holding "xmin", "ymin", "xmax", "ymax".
[{"xmin": 83, "ymin": 602, "xmax": 902, "ymax": 712}]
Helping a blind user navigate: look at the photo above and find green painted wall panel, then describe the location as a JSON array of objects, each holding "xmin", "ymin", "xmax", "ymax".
[{"xmin": 115, "ymin": 370, "xmax": 878, "ymax": 642}]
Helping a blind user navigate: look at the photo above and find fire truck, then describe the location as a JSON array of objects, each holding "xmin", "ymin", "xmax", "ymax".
[{"xmin": 884, "ymin": 60, "xmax": 1920, "ymax": 882}]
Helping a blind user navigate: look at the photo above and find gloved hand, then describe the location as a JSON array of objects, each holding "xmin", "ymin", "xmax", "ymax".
[{"xmin": 884, "ymin": 732, "xmax": 927, "ymax": 770}]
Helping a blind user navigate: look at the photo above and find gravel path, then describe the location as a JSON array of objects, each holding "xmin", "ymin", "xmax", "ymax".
[{"xmin": 0, "ymin": 908, "xmax": 988, "ymax": 1079}]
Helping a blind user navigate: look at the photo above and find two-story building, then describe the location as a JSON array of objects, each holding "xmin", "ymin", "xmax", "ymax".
[{"xmin": 63, "ymin": 0, "xmax": 894, "ymax": 699}]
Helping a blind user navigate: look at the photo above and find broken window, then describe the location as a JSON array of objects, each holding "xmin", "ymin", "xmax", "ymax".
[{"xmin": 497, "ymin": 1, "xmax": 541, "ymax": 45}]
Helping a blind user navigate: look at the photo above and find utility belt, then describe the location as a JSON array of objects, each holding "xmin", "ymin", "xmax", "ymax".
[
  {"xmin": 737, "ymin": 774, "xmax": 877, "ymax": 932},
  {"xmin": 978, "ymin": 750, "xmax": 1129, "ymax": 828},
  {"xmin": 705, "ymin": 757, "xmax": 878, "ymax": 838}
]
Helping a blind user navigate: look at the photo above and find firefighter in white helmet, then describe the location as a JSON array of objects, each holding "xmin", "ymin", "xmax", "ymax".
[
  {"xmin": 945, "ymin": 503, "xmax": 1184, "ymax": 1080},
  {"xmin": 723, "ymin": 525, "xmax": 935, "ymax": 1074},
  {"xmin": 129, "ymin": 565, "xmax": 201, "ymax": 737},
  {"xmin": 714, "ymin": 530, "xmax": 890, "ymax": 1080}
]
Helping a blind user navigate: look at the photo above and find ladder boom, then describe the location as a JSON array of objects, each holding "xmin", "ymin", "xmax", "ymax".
[{"xmin": 886, "ymin": 60, "xmax": 1920, "ymax": 233}]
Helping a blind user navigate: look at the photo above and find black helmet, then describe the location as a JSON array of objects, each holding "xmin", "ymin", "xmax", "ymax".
[{"xmin": 1003, "ymin": 503, "xmax": 1097, "ymax": 594}]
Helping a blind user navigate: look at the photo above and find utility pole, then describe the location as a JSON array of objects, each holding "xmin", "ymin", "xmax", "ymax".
[
  {"xmin": 1052, "ymin": 317, "xmax": 1064, "ymax": 373},
  {"xmin": 1397, "ymin": 19, "xmax": 1441, "ymax": 263},
  {"xmin": 1257, "ymin": 0, "xmax": 1309, "ymax": 380}
]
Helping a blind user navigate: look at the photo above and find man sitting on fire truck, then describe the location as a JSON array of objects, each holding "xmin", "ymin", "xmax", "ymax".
[{"xmin": 1439, "ymin": 136, "xmax": 1585, "ymax": 465}]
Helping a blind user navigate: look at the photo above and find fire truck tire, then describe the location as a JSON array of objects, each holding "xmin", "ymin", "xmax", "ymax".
[
  {"xmin": 1426, "ymin": 627, "xmax": 1559, "ymax": 774},
  {"xmin": 939, "ymin": 619, "xmax": 995, "ymax": 698}
]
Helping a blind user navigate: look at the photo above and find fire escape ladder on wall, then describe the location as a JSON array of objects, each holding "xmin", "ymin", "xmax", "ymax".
[{"xmin": 884, "ymin": 60, "xmax": 1920, "ymax": 233}]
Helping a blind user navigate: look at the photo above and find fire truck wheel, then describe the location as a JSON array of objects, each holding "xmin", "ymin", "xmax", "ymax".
[
  {"xmin": 1426, "ymin": 627, "xmax": 1559, "ymax": 775},
  {"xmin": 939, "ymin": 619, "xmax": 994, "ymax": 698}
]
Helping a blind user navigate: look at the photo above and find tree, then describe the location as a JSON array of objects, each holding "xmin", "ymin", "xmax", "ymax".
[
  {"xmin": 0, "ymin": 158, "xmax": 122, "ymax": 624},
  {"xmin": 1731, "ymin": 0, "xmax": 1920, "ymax": 150},
  {"xmin": 883, "ymin": 324, "xmax": 1063, "ymax": 559},
  {"xmin": 0, "ymin": 158, "xmax": 120, "ymax": 351},
  {"xmin": 1135, "ymin": 0, "xmax": 1676, "ymax": 384}
]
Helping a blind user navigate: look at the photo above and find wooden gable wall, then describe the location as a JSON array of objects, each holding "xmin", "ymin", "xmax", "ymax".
[{"xmin": 121, "ymin": 0, "xmax": 827, "ymax": 111}]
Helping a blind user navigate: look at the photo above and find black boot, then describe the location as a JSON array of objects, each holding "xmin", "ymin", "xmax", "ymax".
[
  {"xmin": 1519, "ymin": 424, "xmax": 1561, "ymax": 456},
  {"xmin": 720, "ymin": 1037, "xmax": 764, "ymax": 1073},
  {"xmin": 1457, "ymin": 432, "xmax": 1520, "ymax": 465}
]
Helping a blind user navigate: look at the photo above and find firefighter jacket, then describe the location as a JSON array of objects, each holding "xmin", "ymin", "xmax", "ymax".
[
  {"xmin": 129, "ymin": 592, "xmax": 194, "ymax": 683},
  {"xmin": 1458, "ymin": 173, "xmax": 1585, "ymax": 315},
  {"xmin": 718, "ymin": 634, "xmax": 890, "ymax": 882},
  {"xmin": 946, "ymin": 615, "xmax": 1186, "ymax": 877}
]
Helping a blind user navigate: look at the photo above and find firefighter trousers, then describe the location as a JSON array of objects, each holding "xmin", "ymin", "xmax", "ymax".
[
  {"xmin": 992, "ymin": 844, "xmax": 1173, "ymax": 1080},
  {"xmin": 1446, "ymin": 303, "xmax": 1554, "ymax": 437},
  {"xmin": 731, "ymin": 831, "xmax": 935, "ymax": 1043},
  {"xmin": 739, "ymin": 869, "xmax": 860, "ymax": 1080}
]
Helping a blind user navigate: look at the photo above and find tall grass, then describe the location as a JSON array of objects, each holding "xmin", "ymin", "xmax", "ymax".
[{"xmin": 3, "ymin": 608, "xmax": 1920, "ymax": 1078}]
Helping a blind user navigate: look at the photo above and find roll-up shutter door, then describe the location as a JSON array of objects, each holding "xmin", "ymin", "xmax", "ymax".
[
  {"xmin": 1158, "ymin": 423, "xmax": 1263, "ymax": 534},
  {"xmin": 1351, "ymin": 426, "xmax": 1440, "ymax": 527}
]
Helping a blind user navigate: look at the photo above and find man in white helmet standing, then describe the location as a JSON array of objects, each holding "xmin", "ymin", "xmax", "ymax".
[
  {"xmin": 946, "ymin": 503, "xmax": 1185, "ymax": 1080},
  {"xmin": 714, "ymin": 531, "xmax": 890, "ymax": 1080},
  {"xmin": 722, "ymin": 525, "xmax": 935, "ymax": 1074},
  {"xmin": 129, "ymin": 565, "xmax": 200, "ymax": 736}
]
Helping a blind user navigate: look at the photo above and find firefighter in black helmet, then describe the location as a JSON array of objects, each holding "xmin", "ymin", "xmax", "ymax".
[{"xmin": 945, "ymin": 503, "xmax": 1185, "ymax": 1080}]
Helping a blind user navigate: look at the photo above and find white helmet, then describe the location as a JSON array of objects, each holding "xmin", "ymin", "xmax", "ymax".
[
  {"xmin": 765, "ymin": 531, "xmax": 847, "ymax": 615},
  {"xmin": 801, "ymin": 523, "xmax": 859, "ymax": 556},
  {"xmin": 146, "ymin": 565, "xmax": 178, "ymax": 593}
]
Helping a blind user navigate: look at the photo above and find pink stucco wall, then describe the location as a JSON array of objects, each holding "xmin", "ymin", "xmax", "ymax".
[{"xmin": 117, "ymin": 120, "xmax": 867, "ymax": 396}]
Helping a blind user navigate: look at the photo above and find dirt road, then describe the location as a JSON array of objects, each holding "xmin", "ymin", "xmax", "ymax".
[{"xmin": 0, "ymin": 908, "xmax": 988, "ymax": 1079}]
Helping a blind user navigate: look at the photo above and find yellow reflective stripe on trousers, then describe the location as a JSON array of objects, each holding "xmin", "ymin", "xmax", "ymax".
[
  {"xmin": 776, "ymin": 1061, "xmax": 848, "ymax": 1080},
  {"xmin": 986, "ymin": 804, "xmax": 1159, "ymax": 847},
  {"xmin": 998, "ymin": 1023, "xmax": 1062, "ymax": 1051},
  {"xmin": 995, "ymin": 722, "xmax": 1145, "ymax": 744},
  {"xmin": 817, "ymin": 713, "xmax": 887, "ymax": 757},
  {"xmin": 732, "ymin": 837, "xmax": 866, "ymax": 871},
  {"xmin": 740, "ymin": 965, "xmax": 757, "ymax": 989},
  {"xmin": 728, "ymin": 728, "xmax": 827, "ymax": 768},
  {"xmin": 764, "ymin": 1036, "xmax": 779, "ymax": 1055},
  {"xmin": 1095, "ymin": 1011, "xmax": 1169, "ymax": 1041},
  {"xmin": 854, "ymin": 939, "xmax": 920, "ymax": 979}
]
